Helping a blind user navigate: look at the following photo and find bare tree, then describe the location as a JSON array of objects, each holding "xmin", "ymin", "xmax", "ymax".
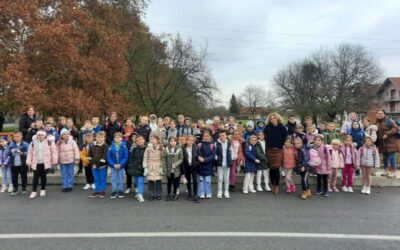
[{"xmin": 240, "ymin": 84, "xmax": 271, "ymax": 120}]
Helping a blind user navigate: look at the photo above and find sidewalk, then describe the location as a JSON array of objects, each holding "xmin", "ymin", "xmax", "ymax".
[{"xmin": 2, "ymin": 168, "xmax": 399, "ymax": 187}]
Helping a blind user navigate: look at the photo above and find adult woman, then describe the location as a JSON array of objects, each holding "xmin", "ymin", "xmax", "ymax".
[
  {"xmin": 263, "ymin": 113, "xmax": 288, "ymax": 194},
  {"xmin": 376, "ymin": 110, "xmax": 398, "ymax": 178},
  {"xmin": 19, "ymin": 106, "xmax": 37, "ymax": 141}
]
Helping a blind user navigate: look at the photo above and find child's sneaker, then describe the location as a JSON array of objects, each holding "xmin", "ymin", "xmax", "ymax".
[
  {"xmin": 301, "ymin": 191, "xmax": 307, "ymax": 199},
  {"xmin": 217, "ymin": 191, "xmax": 223, "ymax": 199},
  {"xmin": 7, "ymin": 186, "xmax": 13, "ymax": 193},
  {"xmin": 333, "ymin": 187, "xmax": 339, "ymax": 193},
  {"xmin": 199, "ymin": 195, "xmax": 205, "ymax": 199},
  {"xmin": 342, "ymin": 186, "xmax": 348, "ymax": 192},
  {"xmin": 29, "ymin": 192, "xmax": 37, "ymax": 199},
  {"xmin": 137, "ymin": 194, "xmax": 145, "ymax": 202},
  {"xmin": 323, "ymin": 193, "xmax": 330, "ymax": 197},
  {"xmin": 10, "ymin": 191, "xmax": 19, "ymax": 196},
  {"xmin": 265, "ymin": 185, "xmax": 271, "ymax": 192},
  {"xmin": 118, "ymin": 192, "xmax": 124, "ymax": 199},
  {"xmin": 21, "ymin": 190, "xmax": 27, "ymax": 195},
  {"xmin": 249, "ymin": 189, "xmax": 257, "ymax": 193},
  {"xmin": 165, "ymin": 194, "xmax": 172, "ymax": 201},
  {"xmin": 306, "ymin": 189, "xmax": 312, "ymax": 197},
  {"xmin": 82, "ymin": 184, "xmax": 91, "ymax": 190},
  {"xmin": 110, "ymin": 192, "xmax": 118, "ymax": 199},
  {"xmin": 256, "ymin": 185, "xmax": 263, "ymax": 192},
  {"xmin": 224, "ymin": 191, "xmax": 230, "ymax": 199},
  {"xmin": 286, "ymin": 186, "xmax": 291, "ymax": 194},
  {"xmin": 91, "ymin": 184, "xmax": 96, "ymax": 190},
  {"xmin": 206, "ymin": 195, "xmax": 212, "ymax": 199},
  {"xmin": 89, "ymin": 192, "xmax": 99, "ymax": 198},
  {"xmin": 366, "ymin": 186, "xmax": 371, "ymax": 195},
  {"xmin": 291, "ymin": 184, "xmax": 296, "ymax": 193},
  {"xmin": 98, "ymin": 192, "xmax": 106, "ymax": 199},
  {"xmin": 242, "ymin": 190, "xmax": 248, "ymax": 194},
  {"xmin": 1, "ymin": 186, "xmax": 7, "ymax": 193},
  {"xmin": 361, "ymin": 186, "xmax": 366, "ymax": 194},
  {"xmin": 40, "ymin": 190, "xmax": 46, "ymax": 197},
  {"xmin": 348, "ymin": 187, "xmax": 353, "ymax": 193},
  {"xmin": 314, "ymin": 191, "xmax": 322, "ymax": 196},
  {"xmin": 328, "ymin": 188, "xmax": 333, "ymax": 193},
  {"xmin": 124, "ymin": 188, "xmax": 131, "ymax": 194}
]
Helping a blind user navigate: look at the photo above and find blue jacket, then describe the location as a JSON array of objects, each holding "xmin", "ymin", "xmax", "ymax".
[
  {"xmin": 107, "ymin": 141, "xmax": 129, "ymax": 169},
  {"xmin": 47, "ymin": 128, "xmax": 60, "ymax": 142},
  {"xmin": 7, "ymin": 141, "xmax": 29, "ymax": 166},
  {"xmin": 244, "ymin": 144, "xmax": 257, "ymax": 173},
  {"xmin": 0, "ymin": 146, "xmax": 10, "ymax": 167},
  {"xmin": 254, "ymin": 118, "xmax": 265, "ymax": 133},
  {"xmin": 349, "ymin": 128, "xmax": 365, "ymax": 149},
  {"xmin": 295, "ymin": 145, "xmax": 313, "ymax": 173},
  {"xmin": 196, "ymin": 141, "xmax": 216, "ymax": 176}
]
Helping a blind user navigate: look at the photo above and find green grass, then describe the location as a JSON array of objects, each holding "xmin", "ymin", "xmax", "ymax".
[{"xmin": 1, "ymin": 127, "xmax": 16, "ymax": 133}]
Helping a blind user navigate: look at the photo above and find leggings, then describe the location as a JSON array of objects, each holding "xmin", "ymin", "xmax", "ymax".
[
  {"xmin": 361, "ymin": 166, "xmax": 373, "ymax": 186},
  {"xmin": 32, "ymin": 164, "xmax": 47, "ymax": 192},
  {"xmin": 167, "ymin": 173, "xmax": 180, "ymax": 195},
  {"xmin": 317, "ymin": 174, "xmax": 328, "ymax": 193},
  {"xmin": 284, "ymin": 168, "xmax": 294, "ymax": 186},
  {"xmin": 300, "ymin": 171, "xmax": 310, "ymax": 191},
  {"xmin": 229, "ymin": 160, "xmax": 238, "ymax": 185},
  {"xmin": 269, "ymin": 168, "xmax": 280, "ymax": 186},
  {"xmin": 12, "ymin": 165, "xmax": 28, "ymax": 191},
  {"xmin": 84, "ymin": 166, "xmax": 94, "ymax": 184},
  {"xmin": 328, "ymin": 168, "xmax": 339, "ymax": 189},
  {"xmin": 185, "ymin": 166, "xmax": 198, "ymax": 196}
]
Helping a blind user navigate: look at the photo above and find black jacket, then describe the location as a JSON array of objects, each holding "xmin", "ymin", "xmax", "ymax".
[
  {"xmin": 19, "ymin": 114, "xmax": 36, "ymax": 141},
  {"xmin": 126, "ymin": 145, "xmax": 146, "ymax": 176},
  {"xmin": 103, "ymin": 121, "xmax": 123, "ymax": 145},
  {"xmin": 183, "ymin": 144, "xmax": 198, "ymax": 173},
  {"xmin": 215, "ymin": 140, "xmax": 232, "ymax": 167},
  {"xmin": 286, "ymin": 122, "xmax": 297, "ymax": 136},
  {"xmin": 88, "ymin": 143, "xmax": 108, "ymax": 168},
  {"xmin": 135, "ymin": 124, "xmax": 152, "ymax": 142},
  {"xmin": 264, "ymin": 124, "xmax": 288, "ymax": 149}
]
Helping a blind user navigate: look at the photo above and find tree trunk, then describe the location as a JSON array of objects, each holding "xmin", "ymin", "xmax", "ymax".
[{"xmin": 0, "ymin": 114, "xmax": 5, "ymax": 132}]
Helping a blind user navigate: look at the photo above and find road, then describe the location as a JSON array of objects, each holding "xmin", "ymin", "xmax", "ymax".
[{"xmin": 0, "ymin": 185, "xmax": 399, "ymax": 249}]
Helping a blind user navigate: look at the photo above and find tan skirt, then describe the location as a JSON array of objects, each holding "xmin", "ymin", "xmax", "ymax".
[{"xmin": 267, "ymin": 148, "xmax": 283, "ymax": 170}]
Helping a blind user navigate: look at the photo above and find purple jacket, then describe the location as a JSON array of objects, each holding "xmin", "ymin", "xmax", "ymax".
[
  {"xmin": 340, "ymin": 145, "xmax": 359, "ymax": 168},
  {"xmin": 0, "ymin": 146, "xmax": 10, "ymax": 166}
]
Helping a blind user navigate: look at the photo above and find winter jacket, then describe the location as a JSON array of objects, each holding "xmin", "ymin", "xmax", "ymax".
[
  {"xmin": 255, "ymin": 141, "xmax": 268, "ymax": 170},
  {"xmin": 244, "ymin": 144, "xmax": 258, "ymax": 173},
  {"xmin": 323, "ymin": 130, "xmax": 340, "ymax": 145},
  {"xmin": 162, "ymin": 146, "xmax": 184, "ymax": 177},
  {"xmin": 93, "ymin": 124, "xmax": 102, "ymax": 134},
  {"xmin": 123, "ymin": 125, "xmax": 135, "ymax": 142},
  {"xmin": 179, "ymin": 126, "xmax": 194, "ymax": 136},
  {"xmin": 126, "ymin": 145, "xmax": 146, "ymax": 176},
  {"xmin": 19, "ymin": 114, "xmax": 36, "ymax": 141},
  {"xmin": 88, "ymin": 142, "xmax": 108, "ymax": 168},
  {"xmin": 80, "ymin": 143, "xmax": 92, "ymax": 167},
  {"xmin": 340, "ymin": 145, "xmax": 358, "ymax": 167},
  {"xmin": 143, "ymin": 144, "xmax": 163, "ymax": 181},
  {"xmin": 364, "ymin": 125, "xmax": 378, "ymax": 143},
  {"xmin": 166, "ymin": 128, "xmax": 178, "ymax": 144},
  {"xmin": 313, "ymin": 144, "xmax": 331, "ymax": 175},
  {"xmin": 329, "ymin": 148, "xmax": 344, "ymax": 169},
  {"xmin": 214, "ymin": 139, "xmax": 233, "ymax": 167},
  {"xmin": 0, "ymin": 146, "xmax": 10, "ymax": 167},
  {"xmin": 107, "ymin": 141, "xmax": 129, "ymax": 169},
  {"xmin": 305, "ymin": 130, "xmax": 319, "ymax": 145},
  {"xmin": 57, "ymin": 138, "xmax": 80, "ymax": 164},
  {"xmin": 151, "ymin": 127, "xmax": 167, "ymax": 145},
  {"xmin": 196, "ymin": 141, "xmax": 216, "ymax": 176},
  {"xmin": 231, "ymin": 139, "xmax": 244, "ymax": 164},
  {"xmin": 255, "ymin": 118, "xmax": 265, "ymax": 133},
  {"xmin": 376, "ymin": 117, "xmax": 399, "ymax": 153},
  {"xmin": 26, "ymin": 135, "xmax": 58, "ymax": 170},
  {"xmin": 264, "ymin": 124, "xmax": 288, "ymax": 149},
  {"xmin": 295, "ymin": 146, "xmax": 313, "ymax": 173},
  {"xmin": 183, "ymin": 144, "xmax": 198, "ymax": 173},
  {"xmin": 348, "ymin": 126, "xmax": 365, "ymax": 149},
  {"xmin": 103, "ymin": 121, "xmax": 123, "ymax": 145},
  {"xmin": 291, "ymin": 132, "xmax": 308, "ymax": 146},
  {"xmin": 286, "ymin": 121, "xmax": 297, "ymax": 136},
  {"xmin": 357, "ymin": 145, "xmax": 380, "ymax": 168},
  {"xmin": 242, "ymin": 130, "xmax": 256, "ymax": 142},
  {"xmin": 341, "ymin": 113, "xmax": 362, "ymax": 134},
  {"xmin": 46, "ymin": 128, "xmax": 60, "ymax": 143},
  {"xmin": 7, "ymin": 141, "xmax": 29, "ymax": 167},
  {"xmin": 136, "ymin": 124, "xmax": 152, "ymax": 142},
  {"xmin": 283, "ymin": 146, "xmax": 297, "ymax": 169}
]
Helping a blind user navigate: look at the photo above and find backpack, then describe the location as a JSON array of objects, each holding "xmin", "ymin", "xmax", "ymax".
[
  {"xmin": 308, "ymin": 148, "xmax": 321, "ymax": 167},
  {"xmin": 385, "ymin": 118, "xmax": 400, "ymax": 138}
]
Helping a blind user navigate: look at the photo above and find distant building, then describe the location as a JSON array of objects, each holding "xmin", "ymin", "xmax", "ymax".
[
  {"xmin": 375, "ymin": 77, "xmax": 400, "ymax": 120},
  {"xmin": 238, "ymin": 107, "xmax": 271, "ymax": 120}
]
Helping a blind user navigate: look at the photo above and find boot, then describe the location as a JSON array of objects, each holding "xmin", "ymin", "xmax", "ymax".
[
  {"xmin": 306, "ymin": 189, "xmax": 311, "ymax": 197},
  {"xmin": 271, "ymin": 185, "xmax": 276, "ymax": 194},
  {"xmin": 301, "ymin": 191, "xmax": 307, "ymax": 199},
  {"xmin": 275, "ymin": 185, "xmax": 279, "ymax": 194},
  {"xmin": 286, "ymin": 185, "xmax": 291, "ymax": 194}
]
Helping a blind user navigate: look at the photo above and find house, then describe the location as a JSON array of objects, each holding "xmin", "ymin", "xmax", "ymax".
[{"xmin": 375, "ymin": 77, "xmax": 400, "ymax": 120}]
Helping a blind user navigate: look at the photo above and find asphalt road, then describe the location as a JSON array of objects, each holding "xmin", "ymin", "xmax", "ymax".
[{"xmin": 1, "ymin": 185, "xmax": 400, "ymax": 250}]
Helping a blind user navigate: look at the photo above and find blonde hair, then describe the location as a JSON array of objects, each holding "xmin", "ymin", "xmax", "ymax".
[
  {"xmin": 267, "ymin": 113, "xmax": 282, "ymax": 124},
  {"xmin": 331, "ymin": 139, "xmax": 341, "ymax": 145}
]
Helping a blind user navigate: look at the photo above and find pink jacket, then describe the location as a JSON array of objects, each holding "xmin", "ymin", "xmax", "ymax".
[
  {"xmin": 329, "ymin": 147, "xmax": 344, "ymax": 169},
  {"xmin": 283, "ymin": 146, "xmax": 297, "ymax": 169},
  {"xmin": 314, "ymin": 144, "xmax": 331, "ymax": 175},
  {"xmin": 340, "ymin": 145, "xmax": 359, "ymax": 168},
  {"xmin": 57, "ymin": 138, "xmax": 80, "ymax": 164},
  {"xmin": 26, "ymin": 136, "xmax": 58, "ymax": 170}
]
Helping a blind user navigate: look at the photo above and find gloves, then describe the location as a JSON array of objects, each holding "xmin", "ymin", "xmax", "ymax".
[
  {"xmin": 160, "ymin": 168, "xmax": 164, "ymax": 176},
  {"xmin": 143, "ymin": 168, "xmax": 148, "ymax": 177}
]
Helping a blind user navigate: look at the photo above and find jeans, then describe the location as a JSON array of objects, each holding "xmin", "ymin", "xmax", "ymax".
[
  {"xmin": 1, "ymin": 166, "xmax": 12, "ymax": 186},
  {"xmin": 111, "ymin": 168, "xmax": 124, "ymax": 193},
  {"xmin": 383, "ymin": 153, "xmax": 396, "ymax": 171},
  {"xmin": 198, "ymin": 175, "xmax": 212, "ymax": 198},
  {"xmin": 284, "ymin": 168, "xmax": 294, "ymax": 186},
  {"xmin": 92, "ymin": 167, "xmax": 107, "ymax": 193},
  {"xmin": 217, "ymin": 166, "xmax": 230, "ymax": 193},
  {"xmin": 148, "ymin": 180, "xmax": 162, "ymax": 198},
  {"xmin": 134, "ymin": 176, "xmax": 144, "ymax": 195},
  {"xmin": 60, "ymin": 163, "xmax": 75, "ymax": 188},
  {"xmin": 300, "ymin": 171, "xmax": 310, "ymax": 191},
  {"xmin": 32, "ymin": 164, "xmax": 47, "ymax": 192},
  {"xmin": 11, "ymin": 165, "xmax": 27, "ymax": 191}
]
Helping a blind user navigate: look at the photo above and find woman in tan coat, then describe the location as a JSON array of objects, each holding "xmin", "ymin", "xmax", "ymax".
[
  {"xmin": 376, "ymin": 110, "xmax": 398, "ymax": 178},
  {"xmin": 143, "ymin": 134, "xmax": 164, "ymax": 200}
]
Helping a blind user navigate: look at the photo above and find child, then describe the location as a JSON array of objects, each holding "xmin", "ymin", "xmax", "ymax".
[
  {"xmin": 291, "ymin": 124, "xmax": 307, "ymax": 146},
  {"xmin": 255, "ymin": 131, "xmax": 270, "ymax": 192},
  {"xmin": 136, "ymin": 116, "xmax": 152, "ymax": 142},
  {"xmin": 123, "ymin": 118, "xmax": 135, "ymax": 142},
  {"xmin": 313, "ymin": 135, "xmax": 331, "ymax": 197},
  {"xmin": 163, "ymin": 137, "xmax": 183, "ymax": 201},
  {"xmin": 45, "ymin": 122, "xmax": 60, "ymax": 142},
  {"xmin": 196, "ymin": 130, "xmax": 216, "ymax": 199},
  {"xmin": 294, "ymin": 138, "xmax": 312, "ymax": 199},
  {"xmin": 77, "ymin": 120, "xmax": 94, "ymax": 176},
  {"xmin": 329, "ymin": 139, "xmax": 344, "ymax": 192},
  {"xmin": 357, "ymin": 136, "xmax": 380, "ymax": 195},
  {"xmin": 88, "ymin": 132, "xmax": 108, "ymax": 198},
  {"xmin": 80, "ymin": 133, "xmax": 95, "ymax": 190},
  {"xmin": 363, "ymin": 118, "xmax": 377, "ymax": 144},
  {"xmin": 165, "ymin": 120, "xmax": 178, "ymax": 146},
  {"xmin": 229, "ymin": 130, "xmax": 244, "ymax": 192},
  {"xmin": 243, "ymin": 135, "xmax": 259, "ymax": 194},
  {"xmin": 183, "ymin": 135, "xmax": 199, "ymax": 202},
  {"xmin": 26, "ymin": 130, "xmax": 58, "ymax": 198},
  {"xmin": 107, "ymin": 132, "xmax": 129, "ymax": 199},
  {"xmin": 57, "ymin": 116, "xmax": 67, "ymax": 134},
  {"xmin": 125, "ymin": 132, "xmax": 137, "ymax": 194},
  {"xmin": 179, "ymin": 117, "xmax": 194, "ymax": 136},
  {"xmin": 0, "ymin": 138, "xmax": 11, "ymax": 193},
  {"xmin": 283, "ymin": 136, "xmax": 297, "ymax": 194},
  {"xmin": 66, "ymin": 118, "xmax": 79, "ymax": 142},
  {"xmin": 149, "ymin": 114, "xmax": 158, "ymax": 131},
  {"xmin": 242, "ymin": 122, "xmax": 256, "ymax": 142},
  {"xmin": 8, "ymin": 132, "xmax": 29, "ymax": 196},
  {"xmin": 57, "ymin": 129, "xmax": 80, "ymax": 192},
  {"xmin": 143, "ymin": 134, "xmax": 163, "ymax": 200},
  {"xmin": 215, "ymin": 130, "xmax": 233, "ymax": 199},
  {"xmin": 151, "ymin": 118, "xmax": 166, "ymax": 143},
  {"xmin": 126, "ymin": 135, "xmax": 147, "ymax": 202},
  {"xmin": 323, "ymin": 122, "xmax": 340, "ymax": 145},
  {"xmin": 91, "ymin": 116, "xmax": 102, "ymax": 135},
  {"xmin": 305, "ymin": 124, "xmax": 318, "ymax": 145},
  {"xmin": 255, "ymin": 118, "xmax": 265, "ymax": 133},
  {"xmin": 340, "ymin": 135, "xmax": 358, "ymax": 193},
  {"xmin": 103, "ymin": 112, "xmax": 123, "ymax": 145},
  {"xmin": 349, "ymin": 121, "xmax": 364, "ymax": 149}
]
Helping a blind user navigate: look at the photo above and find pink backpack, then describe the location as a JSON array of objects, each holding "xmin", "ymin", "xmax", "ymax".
[{"xmin": 308, "ymin": 148, "xmax": 322, "ymax": 167}]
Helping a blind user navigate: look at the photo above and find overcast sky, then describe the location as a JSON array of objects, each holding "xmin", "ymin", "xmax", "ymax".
[{"xmin": 144, "ymin": 0, "xmax": 400, "ymax": 106}]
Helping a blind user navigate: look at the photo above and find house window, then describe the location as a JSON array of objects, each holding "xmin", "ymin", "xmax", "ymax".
[
  {"xmin": 390, "ymin": 102, "xmax": 396, "ymax": 112},
  {"xmin": 391, "ymin": 89, "xmax": 396, "ymax": 100}
]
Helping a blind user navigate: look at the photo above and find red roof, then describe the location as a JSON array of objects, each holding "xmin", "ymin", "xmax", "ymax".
[{"xmin": 388, "ymin": 77, "xmax": 400, "ymax": 88}]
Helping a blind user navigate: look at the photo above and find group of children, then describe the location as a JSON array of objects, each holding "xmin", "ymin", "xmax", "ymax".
[{"xmin": 0, "ymin": 112, "xmax": 383, "ymax": 203}]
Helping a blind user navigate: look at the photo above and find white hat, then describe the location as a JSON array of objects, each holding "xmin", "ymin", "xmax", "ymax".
[{"xmin": 60, "ymin": 128, "xmax": 70, "ymax": 136}]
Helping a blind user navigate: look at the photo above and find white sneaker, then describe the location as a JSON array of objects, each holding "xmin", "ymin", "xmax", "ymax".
[
  {"xmin": 361, "ymin": 186, "xmax": 366, "ymax": 194},
  {"xmin": 333, "ymin": 187, "xmax": 340, "ymax": 193},
  {"xmin": 348, "ymin": 187, "xmax": 353, "ymax": 193},
  {"xmin": 0, "ymin": 187, "xmax": 7, "ymax": 193},
  {"xmin": 82, "ymin": 184, "xmax": 91, "ymax": 190},
  {"xmin": 7, "ymin": 186, "xmax": 13, "ymax": 193},
  {"xmin": 366, "ymin": 186, "xmax": 371, "ymax": 195},
  {"xmin": 124, "ymin": 188, "xmax": 131, "ymax": 194},
  {"xmin": 256, "ymin": 185, "xmax": 263, "ymax": 192},
  {"xmin": 224, "ymin": 191, "xmax": 230, "ymax": 199},
  {"xmin": 176, "ymin": 188, "xmax": 180, "ymax": 195},
  {"xmin": 342, "ymin": 186, "xmax": 348, "ymax": 192},
  {"xmin": 29, "ymin": 192, "xmax": 37, "ymax": 199},
  {"xmin": 249, "ymin": 189, "xmax": 257, "ymax": 193},
  {"xmin": 282, "ymin": 171, "xmax": 286, "ymax": 177},
  {"xmin": 91, "ymin": 184, "xmax": 96, "ymax": 189},
  {"xmin": 217, "ymin": 191, "xmax": 223, "ymax": 199},
  {"xmin": 137, "ymin": 194, "xmax": 145, "ymax": 202},
  {"xmin": 243, "ymin": 190, "xmax": 248, "ymax": 194},
  {"xmin": 265, "ymin": 185, "xmax": 271, "ymax": 192},
  {"xmin": 40, "ymin": 190, "xmax": 46, "ymax": 197}
]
